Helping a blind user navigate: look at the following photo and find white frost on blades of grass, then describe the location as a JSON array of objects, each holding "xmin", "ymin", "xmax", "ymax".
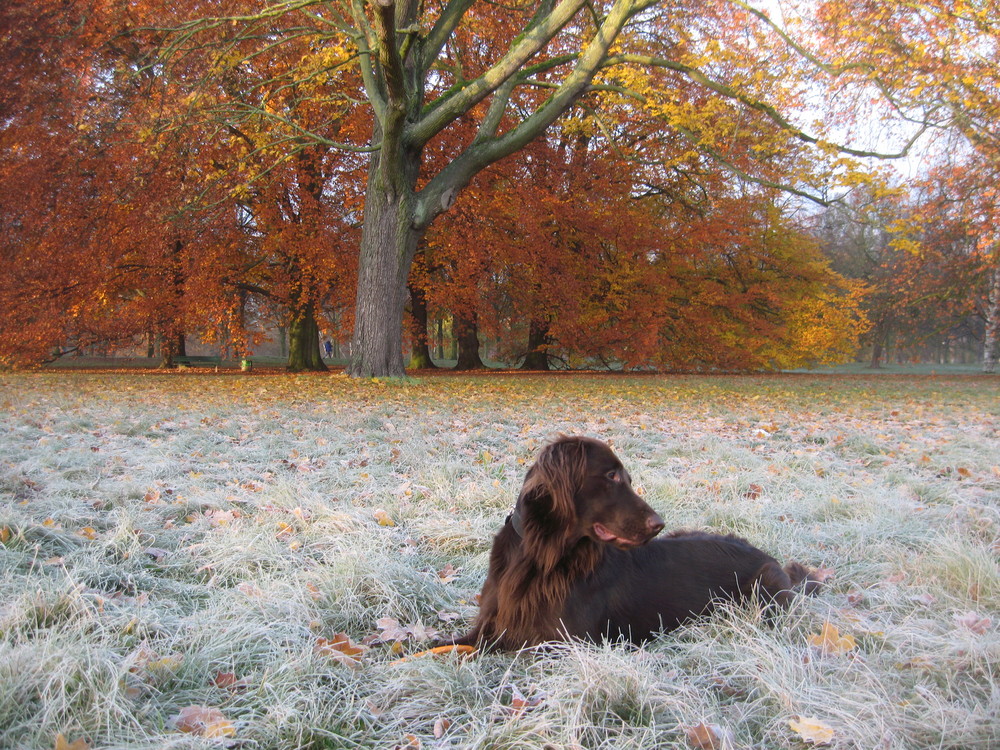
[{"xmin": 0, "ymin": 372, "xmax": 997, "ymax": 749}]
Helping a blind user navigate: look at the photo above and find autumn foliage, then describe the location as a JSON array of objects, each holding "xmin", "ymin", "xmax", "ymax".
[{"xmin": 1, "ymin": 0, "xmax": 994, "ymax": 371}]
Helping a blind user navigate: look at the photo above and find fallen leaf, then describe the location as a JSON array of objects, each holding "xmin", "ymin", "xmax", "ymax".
[
  {"xmin": 407, "ymin": 622, "xmax": 439, "ymax": 642},
  {"xmin": 395, "ymin": 734, "xmax": 421, "ymax": 750},
  {"xmin": 315, "ymin": 633, "xmax": 368, "ymax": 669},
  {"xmin": 390, "ymin": 644, "xmax": 476, "ymax": 664},
  {"xmin": 508, "ymin": 686, "xmax": 545, "ymax": 717},
  {"xmin": 0, "ymin": 526, "xmax": 11, "ymax": 543},
  {"xmin": 433, "ymin": 717, "xmax": 451, "ymax": 739},
  {"xmin": 77, "ymin": 526, "xmax": 98, "ymax": 540},
  {"xmin": 377, "ymin": 617, "xmax": 410, "ymax": 642},
  {"xmin": 236, "ymin": 582, "xmax": 264, "ymax": 598},
  {"xmin": 742, "ymin": 484, "xmax": 763, "ymax": 500},
  {"xmin": 437, "ymin": 563, "xmax": 458, "ymax": 583},
  {"xmin": 172, "ymin": 705, "xmax": 236, "ymax": 738},
  {"xmin": 788, "ymin": 716, "xmax": 835, "ymax": 745},
  {"xmin": 212, "ymin": 672, "xmax": 240, "ymax": 689},
  {"xmin": 954, "ymin": 611, "xmax": 992, "ymax": 635},
  {"xmin": 807, "ymin": 622, "xmax": 856, "ymax": 656},
  {"xmin": 53, "ymin": 734, "xmax": 91, "ymax": 750},
  {"xmin": 683, "ymin": 721, "xmax": 736, "ymax": 749},
  {"xmin": 373, "ymin": 509, "xmax": 396, "ymax": 527}
]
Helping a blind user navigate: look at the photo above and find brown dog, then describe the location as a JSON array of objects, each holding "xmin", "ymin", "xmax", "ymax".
[{"xmin": 452, "ymin": 436, "xmax": 820, "ymax": 650}]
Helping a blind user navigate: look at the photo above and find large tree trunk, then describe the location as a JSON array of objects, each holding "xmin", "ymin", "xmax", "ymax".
[
  {"xmin": 521, "ymin": 318, "xmax": 552, "ymax": 370},
  {"xmin": 159, "ymin": 239, "xmax": 187, "ymax": 368},
  {"xmin": 453, "ymin": 310, "xmax": 485, "ymax": 370},
  {"xmin": 287, "ymin": 301, "xmax": 327, "ymax": 372},
  {"xmin": 347, "ymin": 129, "xmax": 422, "ymax": 377},
  {"xmin": 406, "ymin": 279, "xmax": 437, "ymax": 369},
  {"xmin": 984, "ymin": 260, "xmax": 1000, "ymax": 374}
]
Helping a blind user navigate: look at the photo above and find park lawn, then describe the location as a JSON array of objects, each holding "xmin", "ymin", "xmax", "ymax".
[{"xmin": 0, "ymin": 371, "xmax": 997, "ymax": 749}]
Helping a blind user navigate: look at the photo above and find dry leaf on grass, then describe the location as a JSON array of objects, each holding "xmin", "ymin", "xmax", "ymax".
[
  {"xmin": 389, "ymin": 644, "xmax": 476, "ymax": 664},
  {"xmin": 788, "ymin": 716, "xmax": 835, "ymax": 745},
  {"xmin": 683, "ymin": 721, "xmax": 737, "ymax": 749},
  {"xmin": 808, "ymin": 622, "xmax": 856, "ymax": 656},
  {"xmin": 315, "ymin": 633, "xmax": 368, "ymax": 668},
  {"xmin": 507, "ymin": 686, "xmax": 545, "ymax": 717},
  {"xmin": 376, "ymin": 617, "xmax": 439, "ymax": 643},
  {"xmin": 172, "ymin": 705, "xmax": 236, "ymax": 738},
  {"xmin": 954, "ymin": 611, "xmax": 992, "ymax": 634},
  {"xmin": 432, "ymin": 717, "xmax": 451, "ymax": 739},
  {"xmin": 212, "ymin": 671, "xmax": 249, "ymax": 690},
  {"xmin": 53, "ymin": 734, "xmax": 91, "ymax": 750},
  {"xmin": 373, "ymin": 509, "xmax": 396, "ymax": 527},
  {"xmin": 437, "ymin": 563, "xmax": 459, "ymax": 583}
]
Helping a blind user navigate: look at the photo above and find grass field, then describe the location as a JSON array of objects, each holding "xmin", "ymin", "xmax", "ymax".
[{"xmin": 1, "ymin": 371, "xmax": 997, "ymax": 749}]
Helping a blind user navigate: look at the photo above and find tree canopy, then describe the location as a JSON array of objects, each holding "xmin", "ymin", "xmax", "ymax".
[{"xmin": 1, "ymin": 0, "xmax": 996, "ymax": 372}]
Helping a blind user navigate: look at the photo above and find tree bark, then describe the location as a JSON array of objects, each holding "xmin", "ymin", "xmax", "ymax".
[
  {"xmin": 347, "ymin": 109, "xmax": 423, "ymax": 377},
  {"xmin": 287, "ymin": 301, "xmax": 327, "ymax": 372},
  {"xmin": 347, "ymin": 187, "xmax": 421, "ymax": 377},
  {"xmin": 521, "ymin": 318, "xmax": 552, "ymax": 370},
  {"xmin": 454, "ymin": 310, "xmax": 486, "ymax": 370},
  {"xmin": 983, "ymin": 260, "xmax": 1000, "ymax": 373},
  {"xmin": 406, "ymin": 280, "xmax": 437, "ymax": 369}
]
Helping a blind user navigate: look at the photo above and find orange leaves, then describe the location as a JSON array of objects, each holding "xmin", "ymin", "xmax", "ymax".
[
  {"xmin": 683, "ymin": 722, "xmax": 737, "ymax": 749},
  {"xmin": 171, "ymin": 705, "xmax": 236, "ymax": 738},
  {"xmin": 315, "ymin": 633, "xmax": 368, "ymax": 669},
  {"xmin": 53, "ymin": 735, "xmax": 91, "ymax": 750},
  {"xmin": 389, "ymin": 645, "xmax": 476, "ymax": 665}
]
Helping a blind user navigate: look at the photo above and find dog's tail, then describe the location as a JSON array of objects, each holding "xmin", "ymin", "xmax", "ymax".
[{"xmin": 784, "ymin": 561, "xmax": 824, "ymax": 597}]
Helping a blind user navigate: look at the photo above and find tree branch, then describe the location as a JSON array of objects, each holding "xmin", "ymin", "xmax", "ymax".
[
  {"xmin": 407, "ymin": 0, "xmax": 591, "ymax": 149},
  {"xmin": 604, "ymin": 53, "xmax": 932, "ymax": 160}
]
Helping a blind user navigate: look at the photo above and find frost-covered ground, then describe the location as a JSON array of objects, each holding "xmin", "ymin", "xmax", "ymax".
[{"xmin": 1, "ymin": 371, "xmax": 997, "ymax": 749}]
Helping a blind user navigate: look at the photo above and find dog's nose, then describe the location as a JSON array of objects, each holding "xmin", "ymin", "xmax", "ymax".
[{"xmin": 647, "ymin": 514, "xmax": 665, "ymax": 535}]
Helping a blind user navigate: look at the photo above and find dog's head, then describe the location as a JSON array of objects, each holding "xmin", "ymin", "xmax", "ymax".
[{"xmin": 515, "ymin": 436, "xmax": 664, "ymax": 550}]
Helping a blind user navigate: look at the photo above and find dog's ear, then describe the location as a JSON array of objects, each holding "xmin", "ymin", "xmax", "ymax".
[{"xmin": 517, "ymin": 437, "xmax": 587, "ymax": 525}]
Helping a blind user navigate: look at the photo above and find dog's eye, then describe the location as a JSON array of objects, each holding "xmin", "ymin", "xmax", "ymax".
[{"xmin": 606, "ymin": 470, "xmax": 621, "ymax": 482}]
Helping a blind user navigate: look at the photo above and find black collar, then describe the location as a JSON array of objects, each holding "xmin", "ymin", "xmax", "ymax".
[{"xmin": 506, "ymin": 507, "xmax": 526, "ymax": 538}]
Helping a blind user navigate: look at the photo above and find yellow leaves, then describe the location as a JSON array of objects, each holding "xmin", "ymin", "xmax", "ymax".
[
  {"xmin": 172, "ymin": 705, "xmax": 236, "ymax": 738},
  {"xmin": 807, "ymin": 622, "xmax": 857, "ymax": 656},
  {"xmin": 788, "ymin": 716, "xmax": 835, "ymax": 745},
  {"xmin": 0, "ymin": 526, "xmax": 10, "ymax": 544},
  {"xmin": 374, "ymin": 509, "xmax": 396, "ymax": 526}
]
